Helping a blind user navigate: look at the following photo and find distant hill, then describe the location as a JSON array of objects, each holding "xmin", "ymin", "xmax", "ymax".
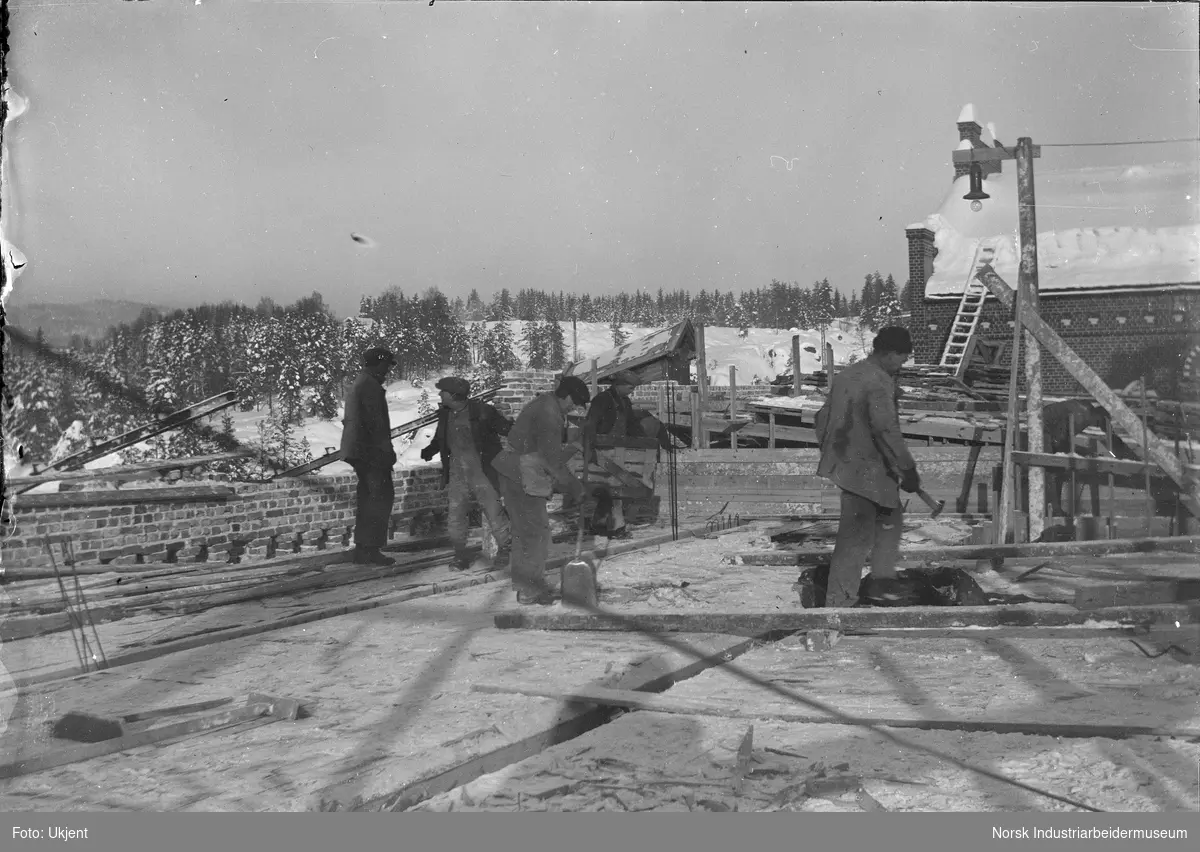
[{"xmin": 3, "ymin": 299, "xmax": 166, "ymax": 346}]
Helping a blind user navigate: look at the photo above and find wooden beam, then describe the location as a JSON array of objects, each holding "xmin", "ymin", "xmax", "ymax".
[
  {"xmin": 1010, "ymin": 451, "xmax": 1182, "ymax": 479},
  {"xmin": 471, "ymin": 682, "xmax": 1199, "ymax": 740},
  {"xmin": 0, "ymin": 696, "xmax": 298, "ymax": 780},
  {"xmin": 5, "ymin": 452, "xmax": 253, "ymax": 486},
  {"xmin": 976, "ymin": 264, "xmax": 1200, "ymax": 519},
  {"xmin": 791, "ymin": 336, "xmax": 802, "ymax": 397},
  {"xmin": 695, "ymin": 325, "xmax": 708, "ymax": 449},
  {"xmin": 493, "ymin": 602, "xmax": 1199, "ymax": 634},
  {"xmin": 7, "ymin": 485, "xmax": 237, "ymax": 510},
  {"xmin": 951, "ymin": 145, "xmax": 1040, "ymax": 164},
  {"xmin": 733, "ymin": 535, "xmax": 1200, "ymax": 566},
  {"xmin": 1074, "ymin": 580, "xmax": 1200, "ymax": 611}
]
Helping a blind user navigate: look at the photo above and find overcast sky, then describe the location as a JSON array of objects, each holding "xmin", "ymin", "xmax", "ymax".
[{"xmin": 4, "ymin": 1, "xmax": 1197, "ymax": 318}]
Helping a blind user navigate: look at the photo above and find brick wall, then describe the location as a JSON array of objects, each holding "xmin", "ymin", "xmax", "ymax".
[
  {"xmin": 492, "ymin": 369, "xmax": 562, "ymax": 418},
  {"xmin": 2, "ymin": 370, "xmax": 571, "ymax": 572},
  {"xmin": 2, "ymin": 468, "xmax": 451, "ymax": 571},
  {"xmin": 914, "ymin": 290, "xmax": 1200, "ymax": 396}
]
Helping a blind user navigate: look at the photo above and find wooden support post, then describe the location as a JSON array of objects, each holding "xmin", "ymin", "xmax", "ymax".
[
  {"xmin": 589, "ymin": 359, "xmax": 599, "ymax": 402},
  {"xmin": 657, "ymin": 383, "xmax": 667, "ymax": 423},
  {"xmin": 822, "ymin": 342, "xmax": 834, "ymax": 377},
  {"xmin": 1018, "ymin": 137, "xmax": 1045, "ymax": 542},
  {"xmin": 976, "ymin": 264, "xmax": 1200, "ymax": 520},
  {"xmin": 956, "ymin": 443, "xmax": 984, "ymax": 515},
  {"xmin": 695, "ymin": 324, "xmax": 709, "ymax": 449},
  {"xmin": 1141, "ymin": 378, "xmax": 1153, "ymax": 537},
  {"xmin": 997, "ymin": 282, "xmax": 1025, "ymax": 544},
  {"xmin": 1106, "ymin": 416, "xmax": 1116, "ymax": 540},
  {"xmin": 791, "ymin": 335, "xmax": 802, "ymax": 397},
  {"xmin": 1067, "ymin": 411, "xmax": 1077, "ymax": 524},
  {"xmin": 768, "ymin": 410, "xmax": 777, "ymax": 449},
  {"xmin": 690, "ymin": 391, "xmax": 700, "ymax": 451},
  {"xmin": 729, "ymin": 365, "xmax": 738, "ymax": 450}
]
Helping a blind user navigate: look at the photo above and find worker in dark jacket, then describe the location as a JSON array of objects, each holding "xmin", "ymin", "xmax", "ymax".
[
  {"xmin": 421, "ymin": 376, "xmax": 514, "ymax": 570},
  {"xmin": 491, "ymin": 376, "xmax": 591, "ymax": 605},
  {"xmin": 583, "ymin": 370, "xmax": 647, "ymax": 539},
  {"xmin": 815, "ymin": 327, "xmax": 922, "ymax": 607},
  {"xmin": 340, "ymin": 347, "xmax": 398, "ymax": 566}
]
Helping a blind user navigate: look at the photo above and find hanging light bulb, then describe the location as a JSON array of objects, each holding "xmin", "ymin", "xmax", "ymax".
[{"xmin": 963, "ymin": 163, "xmax": 990, "ymax": 213}]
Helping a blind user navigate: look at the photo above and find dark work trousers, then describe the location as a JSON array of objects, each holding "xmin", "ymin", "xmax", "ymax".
[
  {"xmin": 349, "ymin": 461, "xmax": 395, "ymax": 551},
  {"xmin": 497, "ymin": 474, "xmax": 550, "ymax": 596},
  {"xmin": 447, "ymin": 462, "xmax": 511, "ymax": 560},
  {"xmin": 826, "ymin": 489, "xmax": 903, "ymax": 608}
]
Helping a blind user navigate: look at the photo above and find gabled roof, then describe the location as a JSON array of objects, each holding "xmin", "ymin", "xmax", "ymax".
[{"xmin": 562, "ymin": 319, "xmax": 695, "ymax": 382}]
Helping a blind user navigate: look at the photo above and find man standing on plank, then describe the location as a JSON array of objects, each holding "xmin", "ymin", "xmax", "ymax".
[
  {"xmin": 421, "ymin": 376, "xmax": 514, "ymax": 571},
  {"xmin": 491, "ymin": 376, "xmax": 591, "ymax": 605},
  {"xmin": 815, "ymin": 326, "xmax": 922, "ymax": 607},
  {"xmin": 341, "ymin": 347, "xmax": 399, "ymax": 566}
]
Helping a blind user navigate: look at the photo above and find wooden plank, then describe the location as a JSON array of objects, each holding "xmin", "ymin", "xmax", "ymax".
[
  {"xmin": 677, "ymin": 492, "xmax": 825, "ymax": 504},
  {"xmin": 674, "ymin": 474, "xmax": 826, "ymax": 490},
  {"xmin": 493, "ymin": 602, "xmax": 1200, "ymax": 634},
  {"xmin": 6, "ymin": 485, "xmax": 238, "ymax": 510},
  {"xmin": 734, "ymin": 535, "xmax": 1200, "ymax": 566},
  {"xmin": 470, "ymin": 682, "xmax": 1199, "ymax": 741},
  {"xmin": 0, "ymin": 698, "xmax": 295, "ymax": 780},
  {"xmin": 1074, "ymin": 580, "xmax": 1200, "ymax": 611},
  {"xmin": 9, "ymin": 523, "xmax": 723, "ymax": 690},
  {"xmin": 5, "ymin": 452, "xmax": 253, "ymax": 487},
  {"xmin": 1011, "ymin": 450, "xmax": 1182, "ymax": 478},
  {"xmin": 310, "ymin": 632, "xmax": 762, "ymax": 812},
  {"xmin": 951, "ymin": 145, "xmax": 1040, "ymax": 164},
  {"xmin": 977, "ymin": 264, "xmax": 1200, "ymax": 519}
]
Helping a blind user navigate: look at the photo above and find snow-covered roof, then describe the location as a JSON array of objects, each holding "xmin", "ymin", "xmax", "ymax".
[
  {"xmin": 562, "ymin": 319, "xmax": 695, "ymax": 381},
  {"xmin": 913, "ymin": 107, "xmax": 1200, "ymax": 300}
]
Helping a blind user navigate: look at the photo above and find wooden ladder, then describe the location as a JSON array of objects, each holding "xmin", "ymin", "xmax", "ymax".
[{"xmin": 938, "ymin": 244, "xmax": 996, "ymax": 378}]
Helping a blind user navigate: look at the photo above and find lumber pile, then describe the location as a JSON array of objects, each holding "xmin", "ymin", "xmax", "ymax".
[{"xmin": 0, "ymin": 538, "xmax": 473, "ymax": 642}]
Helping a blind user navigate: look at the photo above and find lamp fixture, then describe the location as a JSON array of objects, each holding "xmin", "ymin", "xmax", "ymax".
[{"xmin": 964, "ymin": 163, "xmax": 990, "ymax": 212}]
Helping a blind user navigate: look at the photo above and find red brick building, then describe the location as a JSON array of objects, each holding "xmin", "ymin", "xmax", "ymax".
[{"xmin": 906, "ymin": 106, "xmax": 1200, "ymax": 399}]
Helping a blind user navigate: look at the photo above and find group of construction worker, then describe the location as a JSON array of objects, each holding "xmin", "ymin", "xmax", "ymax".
[
  {"xmin": 339, "ymin": 346, "xmax": 662, "ymax": 606},
  {"xmin": 341, "ymin": 326, "xmax": 1106, "ymax": 611}
]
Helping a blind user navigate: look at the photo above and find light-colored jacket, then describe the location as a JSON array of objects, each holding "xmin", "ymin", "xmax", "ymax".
[
  {"xmin": 492, "ymin": 392, "xmax": 580, "ymax": 497},
  {"xmin": 815, "ymin": 356, "xmax": 915, "ymax": 508},
  {"xmin": 340, "ymin": 370, "xmax": 395, "ymax": 466}
]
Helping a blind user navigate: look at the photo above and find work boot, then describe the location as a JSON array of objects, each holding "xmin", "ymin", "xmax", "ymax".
[
  {"xmin": 516, "ymin": 591, "xmax": 556, "ymax": 606},
  {"xmin": 356, "ymin": 548, "xmax": 396, "ymax": 567},
  {"xmin": 452, "ymin": 550, "xmax": 473, "ymax": 571},
  {"xmin": 606, "ymin": 526, "xmax": 632, "ymax": 541},
  {"xmin": 492, "ymin": 541, "xmax": 511, "ymax": 570}
]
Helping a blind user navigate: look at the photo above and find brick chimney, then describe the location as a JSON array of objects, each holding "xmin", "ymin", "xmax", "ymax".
[{"xmin": 954, "ymin": 106, "xmax": 1001, "ymax": 180}]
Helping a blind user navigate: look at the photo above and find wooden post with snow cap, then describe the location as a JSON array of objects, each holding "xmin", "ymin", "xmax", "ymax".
[
  {"xmin": 695, "ymin": 324, "xmax": 709, "ymax": 448},
  {"xmin": 729, "ymin": 365, "xmax": 738, "ymax": 450},
  {"xmin": 1017, "ymin": 137, "xmax": 1045, "ymax": 542},
  {"xmin": 791, "ymin": 336, "xmax": 802, "ymax": 397}
]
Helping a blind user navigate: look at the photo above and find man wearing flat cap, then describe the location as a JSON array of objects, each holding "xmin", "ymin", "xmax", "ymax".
[
  {"xmin": 420, "ymin": 376, "xmax": 514, "ymax": 571},
  {"xmin": 491, "ymin": 376, "xmax": 591, "ymax": 605},
  {"xmin": 582, "ymin": 370, "xmax": 649, "ymax": 539},
  {"xmin": 815, "ymin": 326, "xmax": 922, "ymax": 607},
  {"xmin": 341, "ymin": 347, "xmax": 399, "ymax": 566}
]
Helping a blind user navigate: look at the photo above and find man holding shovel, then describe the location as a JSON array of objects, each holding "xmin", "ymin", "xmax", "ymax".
[
  {"xmin": 815, "ymin": 327, "xmax": 923, "ymax": 607},
  {"xmin": 491, "ymin": 376, "xmax": 592, "ymax": 605}
]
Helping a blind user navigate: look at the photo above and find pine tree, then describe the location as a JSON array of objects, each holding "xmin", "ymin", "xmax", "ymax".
[
  {"xmin": 522, "ymin": 319, "xmax": 548, "ymax": 370},
  {"xmin": 610, "ymin": 316, "xmax": 629, "ymax": 347}
]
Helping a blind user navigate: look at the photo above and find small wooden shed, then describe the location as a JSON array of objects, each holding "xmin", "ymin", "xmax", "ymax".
[{"xmin": 563, "ymin": 319, "xmax": 696, "ymax": 385}]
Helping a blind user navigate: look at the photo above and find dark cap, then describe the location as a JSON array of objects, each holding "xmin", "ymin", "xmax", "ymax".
[
  {"xmin": 605, "ymin": 370, "xmax": 642, "ymax": 388},
  {"xmin": 435, "ymin": 376, "xmax": 471, "ymax": 398},
  {"xmin": 872, "ymin": 326, "xmax": 913, "ymax": 355},
  {"xmin": 555, "ymin": 376, "xmax": 591, "ymax": 407},
  {"xmin": 363, "ymin": 347, "xmax": 397, "ymax": 367}
]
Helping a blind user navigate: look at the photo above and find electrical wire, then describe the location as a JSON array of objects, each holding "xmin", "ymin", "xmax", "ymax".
[{"xmin": 1040, "ymin": 138, "xmax": 1200, "ymax": 148}]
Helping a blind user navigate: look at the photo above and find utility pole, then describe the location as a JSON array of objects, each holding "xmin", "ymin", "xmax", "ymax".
[
  {"xmin": 1016, "ymin": 138, "xmax": 1045, "ymax": 541},
  {"xmin": 953, "ymin": 138, "xmax": 1043, "ymax": 543}
]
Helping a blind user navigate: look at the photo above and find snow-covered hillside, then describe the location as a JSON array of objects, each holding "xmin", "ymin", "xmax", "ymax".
[{"xmin": 7, "ymin": 320, "xmax": 873, "ymax": 486}]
